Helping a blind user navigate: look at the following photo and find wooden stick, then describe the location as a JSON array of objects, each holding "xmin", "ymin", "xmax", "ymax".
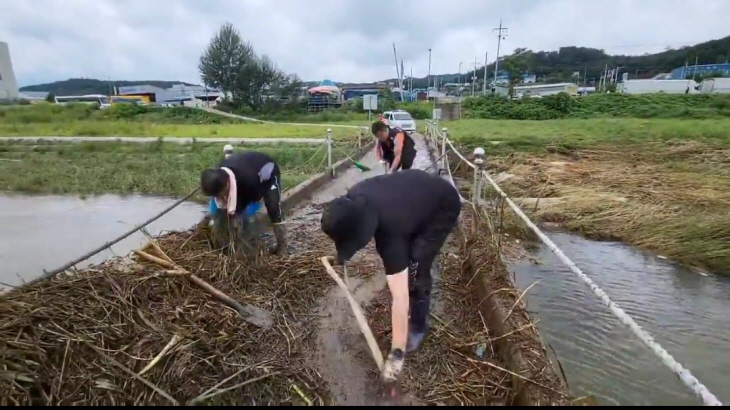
[
  {"xmin": 320, "ymin": 256, "xmax": 384, "ymax": 370},
  {"xmin": 138, "ymin": 334, "xmax": 183, "ymax": 376},
  {"xmin": 133, "ymin": 250, "xmax": 273, "ymax": 329}
]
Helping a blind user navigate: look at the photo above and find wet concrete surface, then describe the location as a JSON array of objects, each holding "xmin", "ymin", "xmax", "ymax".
[
  {"xmin": 285, "ymin": 134, "xmax": 438, "ymax": 406},
  {"xmin": 0, "ymin": 194, "xmax": 205, "ymax": 291}
]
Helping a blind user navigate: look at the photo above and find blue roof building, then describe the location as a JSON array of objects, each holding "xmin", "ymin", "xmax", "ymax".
[{"xmin": 667, "ymin": 63, "xmax": 730, "ymax": 79}]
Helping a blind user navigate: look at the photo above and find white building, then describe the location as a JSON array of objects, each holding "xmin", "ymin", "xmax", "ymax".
[
  {"xmin": 495, "ymin": 82, "xmax": 579, "ymax": 98},
  {"xmin": 0, "ymin": 41, "xmax": 19, "ymax": 101}
]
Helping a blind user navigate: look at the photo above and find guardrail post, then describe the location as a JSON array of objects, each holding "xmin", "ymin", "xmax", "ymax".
[
  {"xmin": 326, "ymin": 129, "xmax": 333, "ymax": 177},
  {"xmin": 440, "ymin": 127, "xmax": 448, "ymax": 160},
  {"xmin": 472, "ymin": 147, "xmax": 486, "ymax": 205},
  {"xmin": 357, "ymin": 127, "xmax": 364, "ymax": 153}
]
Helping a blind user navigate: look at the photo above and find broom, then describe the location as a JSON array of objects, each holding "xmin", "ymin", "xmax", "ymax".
[{"xmin": 334, "ymin": 143, "xmax": 371, "ymax": 172}]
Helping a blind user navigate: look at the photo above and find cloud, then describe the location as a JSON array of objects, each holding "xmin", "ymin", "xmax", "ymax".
[{"xmin": 1, "ymin": 0, "xmax": 729, "ymax": 86}]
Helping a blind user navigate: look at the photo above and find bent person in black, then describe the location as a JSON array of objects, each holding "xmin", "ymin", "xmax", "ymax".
[
  {"xmin": 200, "ymin": 151, "xmax": 288, "ymax": 256},
  {"xmin": 320, "ymin": 169, "xmax": 461, "ymax": 388},
  {"xmin": 372, "ymin": 121, "xmax": 416, "ymax": 173}
]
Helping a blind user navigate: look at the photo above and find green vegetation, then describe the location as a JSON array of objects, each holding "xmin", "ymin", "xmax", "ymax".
[
  {"xmin": 445, "ymin": 118, "xmax": 730, "ymax": 274},
  {"xmin": 0, "ymin": 140, "xmax": 356, "ymax": 200},
  {"xmin": 0, "ymin": 104, "xmax": 363, "ymax": 139},
  {"xmin": 462, "ymin": 93, "xmax": 730, "ymax": 121}
]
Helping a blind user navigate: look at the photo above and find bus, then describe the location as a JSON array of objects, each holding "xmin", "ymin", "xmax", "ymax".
[{"xmin": 54, "ymin": 94, "xmax": 111, "ymax": 108}]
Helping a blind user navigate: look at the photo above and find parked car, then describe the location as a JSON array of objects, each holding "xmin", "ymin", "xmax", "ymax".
[{"xmin": 382, "ymin": 110, "xmax": 416, "ymax": 132}]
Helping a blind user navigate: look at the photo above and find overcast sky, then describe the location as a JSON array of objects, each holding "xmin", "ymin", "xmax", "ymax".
[{"xmin": 2, "ymin": 0, "xmax": 729, "ymax": 87}]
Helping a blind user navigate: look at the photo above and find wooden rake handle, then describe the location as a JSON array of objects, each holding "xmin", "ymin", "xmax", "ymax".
[{"xmin": 320, "ymin": 256, "xmax": 384, "ymax": 370}]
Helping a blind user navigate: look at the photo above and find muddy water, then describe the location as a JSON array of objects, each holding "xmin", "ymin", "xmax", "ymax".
[
  {"xmin": 511, "ymin": 232, "xmax": 730, "ymax": 406},
  {"xmin": 0, "ymin": 194, "xmax": 205, "ymax": 290},
  {"xmin": 287, "ymin": 135, "xmax": 437, "ymax": 405}
]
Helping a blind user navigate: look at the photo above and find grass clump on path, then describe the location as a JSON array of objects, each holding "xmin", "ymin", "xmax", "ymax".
[
  {"xmin": 445, "ymin": 118, "xmax": 730, "ymax": 274},
  {"xmin": 0, "ymin": 140, "xmax": 354, "ymax": 200}
]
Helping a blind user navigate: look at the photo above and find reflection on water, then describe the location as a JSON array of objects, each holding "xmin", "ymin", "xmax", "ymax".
[
  {"xmin": 511, "ymin": 232, "xmax": 730, "ymax": 406},
  {"xmin": 0, "ymin": 194, "xmax": 206, "ymax": 290}
]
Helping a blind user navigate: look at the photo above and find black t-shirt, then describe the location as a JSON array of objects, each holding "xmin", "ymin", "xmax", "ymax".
[
  {"xmin": 219, "ymin": 151, "xmax": 277, "ymax": 213},
  {"xmin": 378, "ymin": 127, "xmax": 416, "ymax": 161},
  {"xmin": 323, "ymin": 169, "xmax": 461, "ymax": 274}
]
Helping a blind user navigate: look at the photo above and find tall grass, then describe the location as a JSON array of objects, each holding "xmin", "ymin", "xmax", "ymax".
[{"xmin": 0, "ymin": 140, "xmax": 353, "ymax": 199}]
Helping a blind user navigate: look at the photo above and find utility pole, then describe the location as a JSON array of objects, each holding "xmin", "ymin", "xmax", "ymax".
[
  {"xmin": 472, "ymin": 57, "xmax": 477, "ymax": 96},
  {"xmin": 483, "ymin": 51, "xmax": 488, "ymax": 94},
  {"xmin": 492, "ymin": 19, "xmax": 508, "ymax": 85}
]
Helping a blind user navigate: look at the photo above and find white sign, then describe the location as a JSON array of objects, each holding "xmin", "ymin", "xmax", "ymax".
[
  {"xmin": 432, "ymin": 108, "xmax": 442, "ymax": 120},
  {"xmin": 363, "ymin": 94, "xmax": 378, "ymax": 110}
]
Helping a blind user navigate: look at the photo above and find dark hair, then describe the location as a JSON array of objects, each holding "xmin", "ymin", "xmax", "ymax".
[
  {"xmin": 200, "ymin": 168, "xmax": 229, "ymax": 197},
  {"xmin": 371, "ymin": 121, "xmax": 388, "ymax": 135}
]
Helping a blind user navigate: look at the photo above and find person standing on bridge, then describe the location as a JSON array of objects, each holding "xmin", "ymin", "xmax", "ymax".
[
  {"xmin": 200, "ymin": 150, "xmax": 288, "ymax": 256},
  {"xmin": 372, "ymin": 120, "xmax": 416, "ymax": 173},
  {"xmin": 320, "ymin": 169, "xmax": 461, "ymax": 397}
]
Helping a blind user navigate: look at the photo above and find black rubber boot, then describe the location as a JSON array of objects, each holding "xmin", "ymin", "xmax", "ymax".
[{"xmin": 406, "ymin": 295, "xmax": 431, "ymax": 354}]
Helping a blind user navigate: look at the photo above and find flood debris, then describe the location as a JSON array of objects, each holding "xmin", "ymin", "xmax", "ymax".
[{"xmin": 0, "ymin": 227, "xmax": 333, "ymax": 406}]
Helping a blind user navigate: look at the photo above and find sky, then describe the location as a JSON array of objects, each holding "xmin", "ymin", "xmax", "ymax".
[{"xmin": 1, "ymin": 0, "xmax": 729, "ymax": 87}]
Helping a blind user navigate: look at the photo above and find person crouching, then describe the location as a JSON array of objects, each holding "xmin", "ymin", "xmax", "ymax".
[{"xmin": 200, "ymin": 150, "xmax": 288, "ymax": 257}]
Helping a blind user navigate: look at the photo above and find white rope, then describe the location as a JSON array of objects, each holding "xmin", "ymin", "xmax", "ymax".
[{"xmin": 435, "ymin": 126, "xmax": 722, "ymax": 406}]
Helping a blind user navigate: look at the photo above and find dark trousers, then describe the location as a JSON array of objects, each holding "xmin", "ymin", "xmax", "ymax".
[
  {"xmin": 383, "ymin": 151, "xmax": 415, "ymax": 171},
  {"xmin": 407, "ymin": 202, "xmax": 461, "ymax": 332},
  {"xmin": 262, "ymin": 164, "xmax": 284, "ymax": 224}
]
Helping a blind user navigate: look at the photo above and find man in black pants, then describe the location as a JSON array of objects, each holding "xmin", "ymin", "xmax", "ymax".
[
  {"xmin": 200, "ymin": 151, "xmax": 288, "ymax": 256},
  {"xmin": 372, "ymin": 121, "xmax": 417, "ymax": 173},
  {"xmin": 320, "ymin": 169, "xmax": 461, "ymax": 391}
]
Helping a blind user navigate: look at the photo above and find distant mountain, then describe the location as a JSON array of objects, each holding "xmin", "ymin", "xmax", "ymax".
[
  {"xmin": 19, "ymin": 78, "xmax": 198, "ymax": 96},
  {"xmin": 382, "ymin": 35, "xmax": 730, "ymax": 88}
]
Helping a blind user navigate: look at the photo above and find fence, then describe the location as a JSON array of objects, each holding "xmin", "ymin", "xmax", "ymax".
[{"xmin": 422, "ymin": 120, "xmax": 722, "ymax": 406}]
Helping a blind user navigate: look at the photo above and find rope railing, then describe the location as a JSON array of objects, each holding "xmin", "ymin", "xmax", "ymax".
[{"xmin": 423, "ymin": 120, "xmax": 722, "ymax": 407}]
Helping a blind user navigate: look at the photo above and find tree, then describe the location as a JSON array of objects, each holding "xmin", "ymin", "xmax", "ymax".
[
  {"xmin": 45, "ymin": 92, "xmax": 56, "ymax": 103},
  {"xmin": 199, "ymin": 23, "xmax": 255, "ymax": 101},
  {"xmin": 199, "ymin": 23, "xmax": 302, "ymax": 111}
]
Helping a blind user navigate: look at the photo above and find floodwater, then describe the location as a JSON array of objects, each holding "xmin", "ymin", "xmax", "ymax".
[
  {"xmin": 511, "ymin": 232, "xmax": 730, "ymax": 406},
  {"xmin": 0, "ymin": 194, "xmax": 206, "ymax": 290}
]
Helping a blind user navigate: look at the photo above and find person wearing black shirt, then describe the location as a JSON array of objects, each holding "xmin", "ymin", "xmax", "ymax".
[
  {"xmin": 200, "ymin": 151, "xmax": 288, "ymax": 256},
  {"xmin": 320, "ymin": 169, "xmax": 461, "ymax": 390},
  {"xmin": 372, "ymin": 121, "xmax": 416, "ymax": 173}
]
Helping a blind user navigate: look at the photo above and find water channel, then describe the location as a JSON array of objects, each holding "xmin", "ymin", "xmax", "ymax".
[
  {"xmin": 0, "ymin": 194, "xmax": 205, "ymax": 290},
  {"xmin": 511, "ymin": 232, "xmax": 730, "ymax": 406}
]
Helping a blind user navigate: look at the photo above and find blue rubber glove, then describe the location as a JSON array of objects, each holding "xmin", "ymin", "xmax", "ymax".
[
  {"xmin": 208, "ymin": 197, "xmax": 218, "ymax": 215},
  {"xmin": 244, "ymin": 201, "xmax": 262, "ymax": 217}
]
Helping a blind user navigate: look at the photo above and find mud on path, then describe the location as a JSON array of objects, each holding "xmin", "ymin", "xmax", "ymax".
[{"xmin": 284, "ymin": 135, "xmax": 454, "ymax": 405}]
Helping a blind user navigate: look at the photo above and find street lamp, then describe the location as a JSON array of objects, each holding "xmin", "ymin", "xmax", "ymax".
[{"xmin": 458, "ymin": 62, "xmax": 464, "ymax": 85}]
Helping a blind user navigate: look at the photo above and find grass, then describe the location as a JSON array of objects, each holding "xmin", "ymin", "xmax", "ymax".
[
  {"xmin": 0, "ymin": 140, "xmax": 357, "ymax": 201},
  {"xmin": 444, "ymin": 118, "xmax": 730, "ymax": 274},
  {"xmin": 0, "ymin": 104, "xmax": 366, "ymax": 140}
]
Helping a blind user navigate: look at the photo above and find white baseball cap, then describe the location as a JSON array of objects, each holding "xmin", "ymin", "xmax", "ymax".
[{"xmin": 223, "ymin": 144, "xmax": 234, "ymax": 153}]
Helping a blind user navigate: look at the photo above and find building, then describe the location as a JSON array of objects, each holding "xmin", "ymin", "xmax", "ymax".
[
  {"xmin": 0, "ymin": 41, "xmax": 19, "ymax": 100},
  {"xmin": 117, "ymin": 83, "xmax": 221, "ymax": 106},
  {"xmin": 667, "ymin": 63, "xmax": 730, "ymax": 79},
  {"xmin": 495, "ymin": 82, "xmax": 579, "ymax": 98}
]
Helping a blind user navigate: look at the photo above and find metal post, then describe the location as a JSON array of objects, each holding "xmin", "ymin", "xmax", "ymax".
[
  {"xmin": 440, "ymin": 127, "xmax": 448, "ymax": 160},
  {"xmin": 472, "ymin": 147, "xmax": 486, "ymax": 234},
  {"xmin": 326, "ymin": 129, "xmax": 333, "ymax": 176}
]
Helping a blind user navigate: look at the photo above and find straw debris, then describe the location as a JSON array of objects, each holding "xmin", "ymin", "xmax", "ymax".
[{"xmin": 0, "ymin": 227, "xmax": 333, "ymax": 406}]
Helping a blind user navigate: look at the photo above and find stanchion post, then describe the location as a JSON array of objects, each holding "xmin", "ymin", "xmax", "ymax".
[
  {"xmin": 326, "ymin": 129, "xmax": 333, "ymax": 177},
  {"xmin": 472, "ymin": 147, "xmax": 485, "ymax": 204},
  {"xmin": 440, "ymin": 127, "xmax": 448, "ymax": 161}
]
